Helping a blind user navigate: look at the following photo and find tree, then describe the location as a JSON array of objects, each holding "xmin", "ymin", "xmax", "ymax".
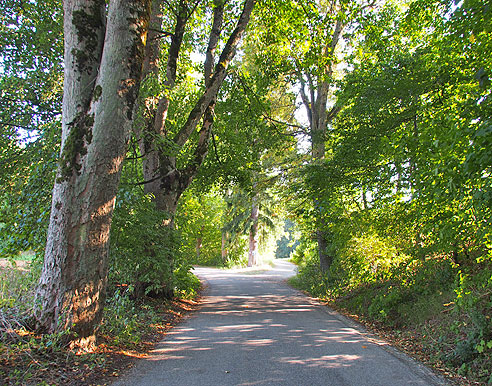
[
  {"xmin": 34, "ymin": 0, "xmax": 152, "ymax": 349},
  {"xmin": 138, "ymin": 0, "xmax": 255, "ymax": 217},
  {"xmin": 256, "ymin": 0, "xmax": 377, "ymax": 273},
  {"xmin": 289, "ymin": 0, "xmax": 491, "ymax": 299},
  {"xmin": 329, "ymin": 0, "xmax": 491, "ymax": 261},
  {"xmin": 106, "ymin": 0, "xmax": 255, "ymax": 295}
]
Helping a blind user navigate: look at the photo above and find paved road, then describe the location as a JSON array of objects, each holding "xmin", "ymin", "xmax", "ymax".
[{"xmin": 112, "ymin": 260, "xmax": 448, "ymax": 386}]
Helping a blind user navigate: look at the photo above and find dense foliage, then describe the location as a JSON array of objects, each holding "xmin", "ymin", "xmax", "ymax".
[
  {"xmin": 286, "ymin": 0, "xmax": 492, "ymax": 382},
  {"xmin": 1, "ymin": 0, "xmax": 491, "ymax": 383},
  {"xmin": 0, "ymin": 0, "xmax": 62, "ymax": 257}
]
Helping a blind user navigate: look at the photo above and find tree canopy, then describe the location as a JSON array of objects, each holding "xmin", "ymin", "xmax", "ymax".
[{"xmin": 0, "ymin": 0, "xmax": 491, "ymax": 379}]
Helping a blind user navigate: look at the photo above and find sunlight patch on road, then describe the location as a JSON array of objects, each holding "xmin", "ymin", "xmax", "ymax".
[
  {"xmin": 209, "ymin": 324, "xmax": 264, "ymax": 332},
  {"xmin": 278, "ymin": 354, "xmax": 361, "ymax": 368},
  {"xmin": 242, "ymin": 339, "xmax": 275, "ymax": 346}
]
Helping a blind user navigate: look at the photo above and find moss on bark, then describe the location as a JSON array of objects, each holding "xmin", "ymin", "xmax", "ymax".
[
  {"xmin": 57, "ymin": 112, "xmax": 94, "ymax": 182},
  {"xmin": 71, "ymin": 1, "xmax": 105, "ymax": 72}
]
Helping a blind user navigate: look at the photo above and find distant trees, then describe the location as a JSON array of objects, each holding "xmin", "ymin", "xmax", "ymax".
[
  {"xmin": 255, "ymin": 0, "xmax": 378, "ymax": 272},
  {"xmin": 221, "ymin": 188, "xmax": 278, "ymax": 267},
  {"xmin": 275, "ymin": 219, "xmax": 299, "ymax": 259}
]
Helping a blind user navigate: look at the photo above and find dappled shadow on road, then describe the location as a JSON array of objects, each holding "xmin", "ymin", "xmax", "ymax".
[
  {"xmin": 149, "ymin": 291, "xmax": 367, "ymax": 368},
  {"xmin": 146, "ymin": 273, "xmax": 374, "ymax": 380},
  {"xmin": 121, "ymin": 265, "xmax": 441, "ymax": 386}
]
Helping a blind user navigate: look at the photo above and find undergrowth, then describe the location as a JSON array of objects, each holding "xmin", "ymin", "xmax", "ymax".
[
  {"xmin": 0, "ymin": 260, "xmax": 201, "ymax": 385},
  {"xmin": 290, "ymin": 237, "xmax": 492, "ymax": 385}
]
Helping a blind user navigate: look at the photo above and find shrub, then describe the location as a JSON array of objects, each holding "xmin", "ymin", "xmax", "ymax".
[
  {"xmin": 330, "ymin": 234, "xmax": 409, "ymax": 291},
  {"xmin": 173, "ymin": 265, "xmax": 201, "ymax": 299},
  {"xmin": 289, "ymin": 238, "xmax": 330, "ymax": 298},
  {"xmin": 448, "ymin": 265, "xmax": 492, "ymax": 372},
  {"xmin": 110, "ymin": 194, "xmax": 181, "ymax": 296}
]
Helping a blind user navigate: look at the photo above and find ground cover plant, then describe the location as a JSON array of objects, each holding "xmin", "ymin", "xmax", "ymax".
[{"xmin": 0, "ymin": 259, "xmax": 201, "ymax": 385}]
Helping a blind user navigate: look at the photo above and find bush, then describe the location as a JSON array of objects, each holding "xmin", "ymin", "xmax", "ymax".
[
  {"xmin": 367, "ymin": 286, "xmax": 406, "ymax": 321},
  {"xmin": 110, "ymin": 194, "xmax": 181, "ymax": 297},
  {"xmin": 173, "ymin": 266, "xmax": 201, "ymax": 299},
  {"xmin": 447, "ymin": 265, "xmax": 492, "ymax": 372},
  {"xmin": 293, "ymin": 228, "xmax": 459, "ymax": 326},
  {"xmin": 289, "ymin": 238, "xmax": 331, "ymax": 298},
  {"xmin": 176, "ymin": 189, "xmax": 225, "ymax": 267},
  {"xmin": 0, "ymin": 263, "xmax": 36, "ymax": 310},
  {"xmin": 330, "ymin": 234, "xmax": 409, "ymax": 291}
]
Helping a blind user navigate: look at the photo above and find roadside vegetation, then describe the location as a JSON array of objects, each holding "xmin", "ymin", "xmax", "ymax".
[
  {"xmin": 290, "ymin": 240, "xmax": 491, "ymax": 385},
  {"xmin": 0, "ymin": 257, "xmax": 200, "ymax": 385},
  {"xmin": 284, "ymin": 1, "xmax": 492, "ymax": 384}
]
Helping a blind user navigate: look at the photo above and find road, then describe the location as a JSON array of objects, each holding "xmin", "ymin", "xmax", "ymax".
[{"xmin": 112, "ymin": 260, "xmax": 448, "ymax": 386}]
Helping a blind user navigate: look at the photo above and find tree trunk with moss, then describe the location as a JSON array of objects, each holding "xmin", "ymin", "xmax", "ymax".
[{"xmin": 34, "ymin": 0, "xmax": 151, "ymax": 350}]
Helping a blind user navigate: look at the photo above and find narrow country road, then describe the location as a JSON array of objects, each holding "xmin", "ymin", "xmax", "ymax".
[{"xmin": 112, "ymin": 261, "xmax": 448, "ymax": 386}]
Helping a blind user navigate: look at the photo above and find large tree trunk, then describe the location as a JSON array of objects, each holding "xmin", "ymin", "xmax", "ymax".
[
  {"xmin": 35, "ymin": 0, "xmax": 151, "ymax": 350},
  {"xmin": 311, "ymin": 99, "xmax": 332, "ymax": 272}
]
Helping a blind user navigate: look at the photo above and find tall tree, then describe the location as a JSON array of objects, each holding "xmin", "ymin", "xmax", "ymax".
[
  {"xmin": 296, "ymin": 2, "xmax": 343, "ymax": 273},
  {"xmin": 34, "ymin": 0, "xmax": 152, "ymax": 349},
  {"xmin": 257, "ymin": 0, "xmax": 376, "ymax": 272}
]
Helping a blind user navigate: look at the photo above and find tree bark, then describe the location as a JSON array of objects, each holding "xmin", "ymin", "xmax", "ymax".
[
  {"xmin": 35, "ymin": 0, "xmax": 151, "ymax": 349},
  {"xmin": 221, "ymin": 231, "xmax": 228, "ymax": 264}
]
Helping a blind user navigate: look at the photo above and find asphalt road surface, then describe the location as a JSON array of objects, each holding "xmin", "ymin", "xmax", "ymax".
[{"xmin": 112, "ymin": 260, "xmax": 448, "ymax": 386}]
